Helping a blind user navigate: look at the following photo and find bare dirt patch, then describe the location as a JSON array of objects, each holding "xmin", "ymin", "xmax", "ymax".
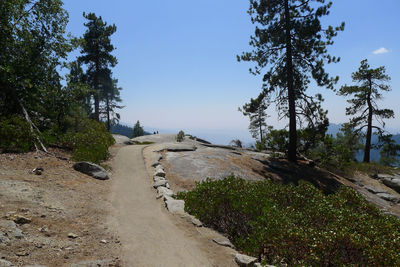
[{"xmin": 0, "ymin": 147, "xmax": 121, "ymax": 267}]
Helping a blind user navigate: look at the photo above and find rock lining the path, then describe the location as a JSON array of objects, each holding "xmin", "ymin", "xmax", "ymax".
[
  {"xmin": 212, "ymin": 237, "xmax": 234, "ymax": 248},
  {"xmin": 164, "ymin": 196, "xmax": 185, "ymax": 214},
  {"xmin": 235, "ymin": 253, "xmax": 258, "ymax": 267}
]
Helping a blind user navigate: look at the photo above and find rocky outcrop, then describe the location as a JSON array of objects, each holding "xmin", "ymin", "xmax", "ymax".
[
  {"xmin": 378, "ymin": 174, "xmax": 400, "ymax": 193},
  {"xmin": 155, "ymin": 143, "xmax": 197, "ymax": 152},
  {"xmin": 73, "ymin": 162, "xmax": 109, "ymax": 180}
]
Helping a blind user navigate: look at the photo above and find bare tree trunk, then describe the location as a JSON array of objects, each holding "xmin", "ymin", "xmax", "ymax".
[
  {"xmin": 18, "ymin": 99, "xmax": 48, "ymax": 153},
  {"xmin": 285, "ymin": 0, "xmax": 297, "ymax": 162},
  {"xmin": 106, "ymin": 94, "xmax": 110, "ymax": 131},
  {"xmin": 364, "ymin": 84, "xmax": 373, "ymax": 163}
]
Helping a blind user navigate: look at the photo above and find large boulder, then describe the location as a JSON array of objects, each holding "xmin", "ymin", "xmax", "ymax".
[{"xmin": 73, "ymin": 162, "xmax": 109, "ymax": 180}]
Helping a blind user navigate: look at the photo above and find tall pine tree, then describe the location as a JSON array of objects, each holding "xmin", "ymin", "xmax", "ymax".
[
  {"xmin": 79, "ymin": 12, "xmax": 117, "ymax": 122},
  {"xmin": 239, "ymin": 0, "xmax": 344, "ymax": 161},
  {"xmin": 339, "ymin": 59, "xmax": 394, "ymax": 163}
]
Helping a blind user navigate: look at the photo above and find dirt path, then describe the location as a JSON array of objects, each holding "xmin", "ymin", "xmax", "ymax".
[{"xmin": 109, "ymin": 145, "xmax": 234, "ymax": 267}]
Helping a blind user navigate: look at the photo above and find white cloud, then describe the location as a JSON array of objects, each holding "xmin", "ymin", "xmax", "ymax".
[{"xmin": 373, "ymin": 47, "xmax": 389, "ymax": 55}]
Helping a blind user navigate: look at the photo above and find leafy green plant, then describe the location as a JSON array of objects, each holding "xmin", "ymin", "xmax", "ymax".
[
  {"xmin": 178, "ymin": 176, "xmax": 400, "ymax": 266},
  {"xmin": 176, "ymin": 130, "xmax": 185, "ymax": 142},
  {"xmin": 0, "ymin": 116, "xmax": 34, "ymax": 152},
  {"xmin": 68, "ymin": 119, "xmax": 115, "ymax": 163}
]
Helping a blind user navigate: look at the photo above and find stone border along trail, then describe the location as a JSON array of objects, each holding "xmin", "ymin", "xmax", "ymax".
[{"xmin": 109, "ymin": 144, "xmax": 243, "ymax": 267}]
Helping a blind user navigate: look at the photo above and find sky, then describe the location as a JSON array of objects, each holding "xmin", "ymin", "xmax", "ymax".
[{"xmin": 63, "ymin": 0, "xmax": 400, "ymax": 144}]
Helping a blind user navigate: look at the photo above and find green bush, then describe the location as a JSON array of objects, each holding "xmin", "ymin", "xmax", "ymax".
[
  {"xmin": 0, "ymin": 116, "xmax": 34, "ymax": 152},
  {"xmin": 176, "ymin": 130, "xmax": 185, "ymax": 142},
  {"xmin": 69, "ymin": 119, "xmax": 115, "ymax": 163},
  {"xmin": 177, "ymin": 176, "xmax": 400, "ymax": 266}
]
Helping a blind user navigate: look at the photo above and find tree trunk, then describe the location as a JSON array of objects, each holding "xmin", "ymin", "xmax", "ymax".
[
  {"xmin": 106, "ymin": 94, "xmax": 110, "ymax": 131},
  {"xmin": 93, "ymin": 63, "xmax": 100, "ymax": 121},
  {"xmin": 363, "ymin": 82, "xmax": 373, "ymax": 163},
  {"xmin": 284, "ymin": 0, "xmax": 297, "ymax": 162}
]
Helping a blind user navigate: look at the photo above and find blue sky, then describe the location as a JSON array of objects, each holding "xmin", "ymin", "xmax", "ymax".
[{"xmin": 63, "ymin": 0, "xmax": 400, "ymax": 144}]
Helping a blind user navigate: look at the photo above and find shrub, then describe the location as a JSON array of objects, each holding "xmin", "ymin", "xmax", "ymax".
[
  {"xmin": 0, "ymin": 116, "xmax": 34, "ymax": 152},
  {"xmin": 177, "ymin": 176, "xmax": 400, "ymax": 266},
  {"xmin": 69, "ymin": 119, "xmax": 115, "ymax": 163},
  {"xmin": 176, "ymin": 130, "xmax": 185, "ymax": 142}
]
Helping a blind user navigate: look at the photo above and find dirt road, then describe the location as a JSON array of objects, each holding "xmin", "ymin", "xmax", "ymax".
[{"xmin": 109, "ymin": 145, "xmax": 234, "ymax": 267}]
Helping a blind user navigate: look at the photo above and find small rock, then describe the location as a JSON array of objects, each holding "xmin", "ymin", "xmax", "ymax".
[
  {"xmin": 67, "ymin": 233, "xmax": 78, "ymax": 239},
  {"xmin": 235, "ymin": 253, "xmax": 258, "ymax": 267},
  {"xmin": 212, "ymin": 237, "xmax": 234, "ymax": 248},
  {"xmin": 32, "ymin": 167, "xmax": 44, "ymax": 175},
  {"xmin": 0, "ymin": 259, "xmax": 13, "ymax": 267},
  {"xmin": 100, "ymin": 239, "xmax": 107, "ymax": 244},
  {"xmin": 154, "ymin": 169, "xmax": 166, "ymax": 178},
  {"xmin": 151, "ymin": 161, "xmax": 160, "ymax": 168},
  {"xmin": 164, "ymin": 196, "xmax": 185, "ymax": 214},
  {"xmin": 16, "ymin": 251, "xmax": 29, "ymax": 256},
  {"xmin": 156, "ymin": 187, "xmax": 173, "ymax": 199},
  {"xmin": 13, "ymin": 215, "xmax": 31, "ymax": 225},
  {"xmin": 13, "ymin": 228, "xmax": 23, "ymax": 239},
  {"xmin": 153, "ymin": 176, "xmax": 166, "ymax": 182},
  {"xmin": 190, "ymin": 217, "xmax": 203, "ymax": 227},
  {"xmin": 153, "ymin": 180, "xmax": 169, "ymax": 189},
  {"xmin": 0, "ymin": 231, "xmax": 10, "ymax": 244}
]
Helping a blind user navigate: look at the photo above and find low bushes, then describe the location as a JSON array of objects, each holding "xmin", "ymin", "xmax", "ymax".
[
  {"xmin": 68, "ymin": 119, "xmax": 115, "ymax": 163},
  {"xmin": 177, "ymin": 176, "xmax": 400, "ymax": 266},
  {"xmin": 0, "ymin": 116, "xmax": 34, "ymax": 152}
]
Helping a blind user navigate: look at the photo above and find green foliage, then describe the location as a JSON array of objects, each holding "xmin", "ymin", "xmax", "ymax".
[
  {"xmin": 0, "ymin": 116, "xmax": 34, "ymax": 152},
  {"xmin": 176, "ymin": 130, "xmax": 185, "ymax": 142},
  {"xmin": 178, "ymin": 176, "xmax": 400, "ymax": 266},
  {"xmin": 0, "ymin": 0, "xmax": 71, "ymax": 117},
  {"xmin": 378, "ymin": 134, "xmax": 400, "ymax": 167},
  {"xmin": 265, "ymin": 129, "xmax": 289, "ymax": 153},
  {"xmin": 69, "ymin": 119, "xmax": 115, "ymax": 163},
  {"xmin": 307, "ymin": 134, "xmax": 354, "ymax": 171},
  {"xmin": 132, "ymin": 120, "xmax": 144, "ymax": 138}
]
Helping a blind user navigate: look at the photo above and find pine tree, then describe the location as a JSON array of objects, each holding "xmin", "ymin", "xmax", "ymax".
[
  {"xmin": 239, "ymin": 0, "xmax": 344, "ymax": 161},
  {"xmin": 239, "ymin": 92, "xmax": 269, "ymax": 141},
  {"xmin": 100, "ymin": 74, "xmax": 123, "ymax": 131},
  {"xmin": 132, "ymin": 121, "xmax": 144, "ymax": 138},
  {"xmin": 79, "ymin": 12, "xmax": 117, "ymax": 121},
  {"xmin": 339, "ymin": 59, "xmax": 394, "ymax": 163}
]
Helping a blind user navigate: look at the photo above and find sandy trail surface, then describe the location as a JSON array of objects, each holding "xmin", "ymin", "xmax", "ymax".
[{"xmin": 109, "ymin": 145, "xmax": 235, "ymax": 267}]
